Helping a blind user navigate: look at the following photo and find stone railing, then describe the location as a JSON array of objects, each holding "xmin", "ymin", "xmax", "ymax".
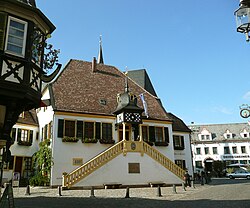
[
  {"xmin": 142, "ymin": 142, "xmax": 185, "ymax": 180},
  {"xmin": 62, "ymin": 141, "xmax": 123, "ymax": 188}
]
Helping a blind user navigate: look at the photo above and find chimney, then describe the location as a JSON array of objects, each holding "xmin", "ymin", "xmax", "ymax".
[{"xmin": 92, "ymin": 57, "xmax": 97, "ymax": 72}]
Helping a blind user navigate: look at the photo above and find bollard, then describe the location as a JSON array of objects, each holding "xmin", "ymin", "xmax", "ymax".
[
  {"xmin": 25, "ymin": 185, "xmax": 31, "ymax": 195},
  {"xmin": 191, "ymin": 180, "xmax": 195, "ymax": 188},
  {"xmin": 125, "ymin": 187, "xmax": 130, "ymax": 198},
  {"xmin": 172, "ymin": 184, "xmax": 177, "ymax": 194},
  {"xmin": 201, "ymin": 177, "xmax": 204, "ymax": 186},
  {"xmin": 182, "ymin": 182, "xmax": 186, "ymax": 191},
  {"xmin": 58, "ymin": 185, "xmax": 62, "ymax": 196},
  {"xmin": 90, "ymin": 187, "xmax": 95, "ymax": 198},
  {"xmin": 157, "ymin": 185, "xmax": 162, "ymax": 197}
]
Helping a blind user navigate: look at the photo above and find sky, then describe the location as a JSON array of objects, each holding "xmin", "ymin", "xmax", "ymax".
[{"xmin": 36, "ymin": 0, "xmax": 250, "ymax": 125}]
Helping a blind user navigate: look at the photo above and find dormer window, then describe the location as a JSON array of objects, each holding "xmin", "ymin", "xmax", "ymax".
[
  {"xmin": 224, "ymin": 130, "xmax": 232, "ymax": 139},
  {"xmin": 199, "ymin": 128, "xmax": 212, "ymax": 141},
  {"xmin": 5, "ymin": 16, "xmax": 27, "ymax": 57},
  {"xmin": 240, "ymin": 129, "xmax": 249, "ymax": 138}
]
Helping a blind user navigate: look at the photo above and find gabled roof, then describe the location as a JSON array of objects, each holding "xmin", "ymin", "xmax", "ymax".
[
  {"xmin": 168, "ymin": 113, "xmax": 191, "ymax": 133},
  {"xmin": 17, "ymin": 110, "xmax": 38, "ymax": 126},
  {"xmin": 189, "ymin": 123, "xmax": 250, "ymax": 141},
  {"xmin": 127, "ymin": 69, "xmax": 157, "ymax": 97},
  {"xmin": 49, "ymin": 59, "xmax": 172, "ymax": 121}
]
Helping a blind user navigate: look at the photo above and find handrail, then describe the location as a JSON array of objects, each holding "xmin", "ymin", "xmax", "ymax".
[
  {"xmin": 142, "ymin": 142, "xmax": 185, "ymax": 180},
  {"xmin": 62, "ymin": 141, "xmax": 123, "ymax": 188}
]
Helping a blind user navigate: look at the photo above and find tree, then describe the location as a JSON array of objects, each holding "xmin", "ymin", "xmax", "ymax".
[{"xmin": 29, "ymin": 139, "xmax": 53, "ymax": 186}]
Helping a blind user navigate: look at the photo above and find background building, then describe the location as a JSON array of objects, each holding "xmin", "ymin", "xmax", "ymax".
[
  {"xmin": 1, "ymin": 111, "xmax": 39, "ymax": 185},
  {"xmin": 189, "ymin": 123, "xmax": 250, "ymax": 176}
]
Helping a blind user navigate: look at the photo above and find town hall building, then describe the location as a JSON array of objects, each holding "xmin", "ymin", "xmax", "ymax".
[{"xmin": 37, "ymin": 55, "xmax": 193, "ymax": 188}]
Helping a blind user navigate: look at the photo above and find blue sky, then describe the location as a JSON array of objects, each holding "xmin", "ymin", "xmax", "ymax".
[{"xmin": 37, "ymin": 0, "xmax": 250, "ymax": 125}]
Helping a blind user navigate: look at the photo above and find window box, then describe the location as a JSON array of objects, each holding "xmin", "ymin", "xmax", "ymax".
[
  {"xmin": 17, "ymin": 141, "xmax": 32, "ymax": 146},
  {"xmin": 62, "ymin": 137, "xmax": 79, "ymax": 143},
  {"xmin": 155, "ymin": 141, "xmax": 169, "ymax": 146},
  {"xmin": 99, "ymin": 138, "xmax": 115, "ymax": 144},
  {"xmin": 82, "ymin": 138, "xmax": 98, "ymax": 143}
]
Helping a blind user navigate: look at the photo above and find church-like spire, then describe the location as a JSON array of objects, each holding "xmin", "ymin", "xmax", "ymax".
[{"xmin": 98, "ymin": 35, "xmax": 104, "ymax": 64}]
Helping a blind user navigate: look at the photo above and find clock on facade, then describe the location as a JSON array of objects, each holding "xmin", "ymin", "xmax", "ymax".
[{"xmin": 240, "ymin": 108, "xmax": 250, "ymax": 118}]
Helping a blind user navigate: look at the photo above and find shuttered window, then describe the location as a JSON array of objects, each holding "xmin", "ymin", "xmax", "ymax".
[
  {"xmin": 155, "ymin": 127, "xmax": 163, "ymax": 142},
  {"xmin": 102, "ymin": 123, "xmax": 112, "ymax": 140},
  {"xmin": 84, "ymin": 122, "xmax": 94, "ymax": 139},
  {"xmin": 173, "ymin": 135, "xmax": 185, "ymax": 150},
  {"xmin": 65, "ymin": 120, "xmax": 76, "ymax": 137}
]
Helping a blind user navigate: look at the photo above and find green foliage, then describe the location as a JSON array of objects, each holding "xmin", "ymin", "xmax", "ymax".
[
  {"xmin": 29, "ymin": 139, "xmax": 53, "ymax": 186},
  {"xmin": 82, "ymin": 137, "xmax": 97, "ymax": 143},
  {"xmin": 62, "ymin": 136, "xmax": 79, "ymax": 142},
  {"xmin": 29, "ymin": 173, "xmax": 49, "ymax": 186}
]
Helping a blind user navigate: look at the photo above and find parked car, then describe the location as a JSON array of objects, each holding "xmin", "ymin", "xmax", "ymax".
[{"xmin": 226, "ymin": 169, "xmax": 250, "ymax": 179}]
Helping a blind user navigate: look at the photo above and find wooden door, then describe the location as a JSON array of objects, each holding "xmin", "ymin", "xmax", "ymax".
[{"xmin": 14, "ymin": 157, "xmax": 23, "ymax": 176}]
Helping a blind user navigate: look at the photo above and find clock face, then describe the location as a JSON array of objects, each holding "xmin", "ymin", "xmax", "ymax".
[
  {"xmin": 240, "ymin": 109, "xmax": 250, "ymax": 118},
  {"xmin": 124, "ymin": 112, "xmax": 141, "ymax": 123}
]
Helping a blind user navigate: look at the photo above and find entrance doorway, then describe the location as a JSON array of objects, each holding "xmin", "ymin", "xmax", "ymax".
[
  {"xmin": 14, "ymin": 157, "xmax": 23, "ymax": 177},
  {"xmin": 204, "ymin": 158, "xmax": 213, "ymax": 172}
]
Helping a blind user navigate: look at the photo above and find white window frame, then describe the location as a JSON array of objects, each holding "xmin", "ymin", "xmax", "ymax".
[{"xmin": 5, "ymin": 16, "xmax": 27, "ymax": 57}]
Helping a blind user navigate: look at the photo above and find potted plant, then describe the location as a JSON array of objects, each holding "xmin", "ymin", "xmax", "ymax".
[
  {"xmin": 82, "ymin": 137, "xmax": 98, "ymax": 143},
  {"xmin": 62, "ymin": 136, "xmax": 79, "ymax": 143}
]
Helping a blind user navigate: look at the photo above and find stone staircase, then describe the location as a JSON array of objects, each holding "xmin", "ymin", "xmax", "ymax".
[{"xmin": 62, "ymin": 140, "xmax": 185, "ymax": 188}]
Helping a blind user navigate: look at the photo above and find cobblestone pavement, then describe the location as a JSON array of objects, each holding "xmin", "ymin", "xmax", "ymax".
[{"xmin": 9, "ymin": 179, "xmax": 250, "ymax": 208}]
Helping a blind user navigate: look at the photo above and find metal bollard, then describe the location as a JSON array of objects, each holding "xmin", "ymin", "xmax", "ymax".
[
  {"xmin": 172, "ymin": 184, "xmax": 177, "ymax": 194},
  {"xmin": 25, "ymin": 185, "xmax": 31, "ymax": 195},
  {"xmin": 157, "ymin": 185, "xmax": 162, "ymax": 197},
  {"xmin": 125, "ymin": 187, "xmax": 130, "ymax": 198},
  {"xmin": 182, "ymin": 182, "xmax": 186, "ymax": 191},
  {"xmin": 58, "ymin": 185, "xmax": 62, "ymax": 196},
  {"xmin": 90, "ymin": 187, "xmax": 95, "ymax": 198},
  {"xmin": 191, "ymin": 180, "xmax": 195, "ymax": 188}
]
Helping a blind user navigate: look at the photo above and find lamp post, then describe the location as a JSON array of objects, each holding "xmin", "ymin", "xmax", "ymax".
[
  {"xmin": 235, "ymin": 0, "xmax": 250, "ymax": 41},
  {"xmin": 0, "ymin": 0, "xmax": 60, "ymax": 188}
]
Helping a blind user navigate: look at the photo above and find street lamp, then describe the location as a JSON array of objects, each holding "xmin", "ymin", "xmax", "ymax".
[{"xmin": 235, "ymin": 0, "xmax": 250, "ymax": 41}]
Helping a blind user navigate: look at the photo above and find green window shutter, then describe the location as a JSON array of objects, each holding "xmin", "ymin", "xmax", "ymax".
[
  {"xmin": 164, "ymin": 127, "xmax": 169, "ymax": 143},
  {"xmin": 95, "ymin": 122, "xmax": 101, "ymax": 140},
  {"xmin": 76, "ymin": 121, "xmax": 83, "ymax": 139},
  {"xmin": 11, "ymin": 128, "xmax": 16, "ymax": 142},
  {"xmin": 17, "ymin": 129, "xmax": 21, "ymax": 142},
  {"xmin": 57, "ymin": 119, "xmax": 64, "ymax": 138},
  {"xmin": 149, "ymin": 126, "xmax": 155, "ymax": 142},
  {"xmin": 0, "ymin": 12, "xmax": 7, "ymax": 50},
  {"xmin": 29, "ymin": 130, "xmax": 33, "ymax": 143},
  {"xmin": 44, "ymin": 124, "xmax": 48, "ymax": 140},
  {"xmin": 181, "ymin": 136, "xmax": 185, "ymax": 149}
]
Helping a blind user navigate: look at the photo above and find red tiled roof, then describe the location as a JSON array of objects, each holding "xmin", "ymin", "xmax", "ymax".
[
  {"xmin": 50, "ymin": 59, "xmax": 172, "ymax": 121},
  {"xmin": 17, "ymin": 110, "xmax": 38, "ymax": 126}
]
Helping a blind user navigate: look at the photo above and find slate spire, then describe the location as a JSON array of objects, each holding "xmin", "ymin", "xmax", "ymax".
[{"xmin": 98, "ymin": 35, "xmax": 104, "ymax": 64}]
